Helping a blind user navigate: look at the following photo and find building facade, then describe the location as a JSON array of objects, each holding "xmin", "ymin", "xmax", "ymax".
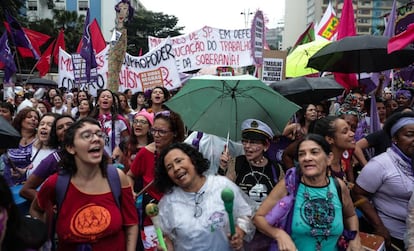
[
  {"xmin": 23, "ymin": 0, "xmax": 144, "ymax": 41},
  {"xmin": 283, "ymin": 0, "xmax": 411, "ymax": 50}
]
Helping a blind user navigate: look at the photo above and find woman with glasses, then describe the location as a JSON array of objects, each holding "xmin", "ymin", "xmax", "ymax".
[
  {"xmin": 154, "ymin": 142, "xmax": 254, "ymax": 251},
  {"xmin": 114, "ymin": 109, "xmax": 154, "ymax": 173},
  {"xmin": 218, "ymin": 118, "xmax": 285, "ymax": 250},
  {"xmin": 127, "ymin": 110, "xmax": 185, "ymax": 251},
  {"xmin": 3, "ymin": 107, "xmax": 39, "ymax": 186},
  {"xmin": 30, "ymin": 117, "xmax": 138, "ymax": 250}
]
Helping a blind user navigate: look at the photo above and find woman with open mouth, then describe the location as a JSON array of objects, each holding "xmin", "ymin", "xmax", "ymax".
[
  {"xmin": 91, "ymin": 89, "xmax": 130, "ymax": 162},
  {"xmin": 127, "ymin": 110, "xmax": 185, "ymax": 251},
  {"xmin": 20, "ymin": 114, "xmax": 75, "ymax": 202},
  {"xmin": 147, "ymin": 86, "xmax": 170, "ymax": 114},
  {"xmin": 25, "ymin": 113, "xmax": 59, "ymax": 178},
  {"xmin": 30, "ymin": 117, "xmax": 138, "ymax": 250},
  {"xmin": 2, "ymin": 107, "xmax": 39, "ymax": 186}
]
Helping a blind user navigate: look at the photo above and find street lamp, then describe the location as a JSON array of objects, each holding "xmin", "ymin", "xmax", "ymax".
[{"xmin": 241, "ymin": 9, "xmax": 254, "ymax": 28}]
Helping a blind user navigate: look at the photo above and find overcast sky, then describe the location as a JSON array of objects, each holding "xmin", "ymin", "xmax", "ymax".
[{"xmin": 139, "ymin": 0, "xmax": 284, "ymax": 33}]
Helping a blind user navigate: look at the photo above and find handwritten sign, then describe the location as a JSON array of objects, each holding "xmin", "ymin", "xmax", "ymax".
[
  {"xmin": 261, "ymin": 50, "xmax": 287, "ymax": 84},
  {"xmin": 58, "ymin": 38, "xmax": 181, "ymax": 95},
  {"xmin": 148, "ymin": 26, "xmax": 254, "ymax": 72}
]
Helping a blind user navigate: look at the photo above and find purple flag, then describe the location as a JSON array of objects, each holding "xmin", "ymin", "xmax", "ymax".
[
  {"xmin": 370, "ymin": 96, "xmax": 382, "ymax": 134},
  {"xmin": 0, "ymin": 31, "xmax": 17, "ymax": 83},
  {"xmin": 80, "ymin": 8, "xmax": 98, "ymax": 82},
  {"xmin": 5, "ymin": 14, "xmax": 39, "ymax": 59}
]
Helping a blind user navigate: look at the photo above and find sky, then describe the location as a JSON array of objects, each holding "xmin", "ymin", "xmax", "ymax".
[{"xmin": 139, "ymin": 0, "xmax": 284, "ymax": 33}]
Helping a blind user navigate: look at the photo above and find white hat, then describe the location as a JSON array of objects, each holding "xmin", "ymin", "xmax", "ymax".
[
  {"xmin": 241, "ymin": 119, "xmax": 274, "ymax": 140},
  {"xmin": 383, "ymin": 87, "xmax": 392, "ymax": 94}
]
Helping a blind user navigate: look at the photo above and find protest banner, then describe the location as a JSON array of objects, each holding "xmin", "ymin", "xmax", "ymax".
[
  {"xmin": 148, "ymin": 26, "xmax": 254, "ymax": 72},
  {"xmin": 58, "ymin": 38, "xmax": 180, "ymax": 95}
]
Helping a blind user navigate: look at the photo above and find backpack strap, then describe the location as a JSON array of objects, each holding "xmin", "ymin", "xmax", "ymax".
[
  {"xmin": 56, "ymin": 172, "xmax": 71, "ymax": 213},
  {"xmin": 56, "ymin": 165, "xmax": 122, "ymax": 213},
  {"xmin": 332, "ymin": 176, "xmax": 343, "ymax": 205},
  {"xmin": 107, "ymin": 164, "xmax": 121, "ymax": 209}
]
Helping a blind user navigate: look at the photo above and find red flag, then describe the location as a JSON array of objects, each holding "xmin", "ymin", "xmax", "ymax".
[
  {"xmin": 21, "ymin": 28, "xmax": 51, "ymax": 58},
  {"xmin": 36, "ymin": 39, "xmax": 55, "ymax": 77},
  {"xmin": 334, "ymin": 0, "xmax": 358, "ymax": 90},
  {"xmin": 388, "ymin": 23, "xmax": 414, "ymax": 53},
  {"xmin": 76, "ymin": 18, "xmax": 106, "ymax": 54},
  {"xmin": 53, "ymin": 29, "xmax": 65, "ymax": 64},
  {"xmin": 4, "ymin": 14, "xmax": 47, "ymax": 59}
]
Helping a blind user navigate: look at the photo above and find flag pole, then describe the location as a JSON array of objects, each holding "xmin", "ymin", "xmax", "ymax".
[{"xmin": 12, "ymin": 48, "xmax": 22, "ymax": 77}]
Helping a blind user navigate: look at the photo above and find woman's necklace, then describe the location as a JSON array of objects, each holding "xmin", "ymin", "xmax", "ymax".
[
  {"xmin": 21, "ymin": 135, "xmax": 35, "ymax": 146},
  {"xmin": 329, "ymin": 161, "xmax": 347, "ymax": 182},
  {"xmin": 302, "ymin": 177, "xmax": 334, "ymax": 251},
  {"xmin": 247, "ymin": 161, "xmax": 266, "ymax": 184},
  {"xmin": 251, "ymin": 156, "xmax": 265, "ymax": 165}
]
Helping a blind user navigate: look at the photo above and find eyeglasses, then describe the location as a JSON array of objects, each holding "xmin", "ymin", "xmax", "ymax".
[
  {"xmin": 241, "ymin": 139, "xmax": 263, "ymax": 146},
  {"xmin": 80, "ymin": 130, "xmax": 107, "ymax": 141},
  {"xmin": 155, "ymin": 110, "xmax": 171, "ymax": 118},
  {"xmin": 150, "ymin": 128, "xmax": 171, "ymax": 136},
  {"xmin": 194, "ymin": 191, "xmax": 204, "ymax": 218},
  {"xmin": 132, "ymin": 119, "xmax": 149, "ymax": 125}
]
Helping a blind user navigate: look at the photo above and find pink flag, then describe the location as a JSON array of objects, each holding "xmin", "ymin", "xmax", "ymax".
[
  {"xmin": 388, "ymin": 23, "xmax": 414, "ymax": 53},
  {"xmin": 334, "ymin": 0, "xmax": 358, "ymax": 90}
]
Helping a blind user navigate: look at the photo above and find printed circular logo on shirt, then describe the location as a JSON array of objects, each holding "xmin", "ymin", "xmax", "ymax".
[{"xmin": 70, "ymin": 204, "xmax": 111, "ymax": 238}]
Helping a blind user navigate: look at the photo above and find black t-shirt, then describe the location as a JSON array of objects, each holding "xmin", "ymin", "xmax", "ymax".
[{"xmin": 234, "ymin": 155, "xmax": 283, "ymax": 203}]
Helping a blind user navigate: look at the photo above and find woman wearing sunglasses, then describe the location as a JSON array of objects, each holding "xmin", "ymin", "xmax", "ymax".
[{"xmin": 127, "ymin": 110, "xmax": 185, "ymax": 251}]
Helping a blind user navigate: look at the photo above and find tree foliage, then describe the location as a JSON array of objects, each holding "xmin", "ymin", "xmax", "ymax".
[
  {"xmin": 126, "ymin": 8, "xmax": 184, "ymax": 55},
  {"xmin": 0, "ymin": 0, "xmax": 24, "ymax": 21}
]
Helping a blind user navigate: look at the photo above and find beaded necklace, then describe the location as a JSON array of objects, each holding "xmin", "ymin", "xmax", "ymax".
[{"xmin": 301, "ymin": 179, "xmax": 334, "ymax": 251}]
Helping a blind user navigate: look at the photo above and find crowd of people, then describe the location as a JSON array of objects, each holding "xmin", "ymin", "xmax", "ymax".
[{"xmin": 0, "ymin": 81, "xmax": 414, "ymax": 251}]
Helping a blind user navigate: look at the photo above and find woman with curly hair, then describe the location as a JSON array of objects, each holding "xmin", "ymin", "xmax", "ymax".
[
  {"xmin": 127, "ymin": 110, "xmax": 185, "ymax": 250},
  {"xmin": 154, "ymin": 142, "xmax": 254, "ymax": 251},
  {"xmin": 130, "ymin": 91, "xmax": 147, "ymax": 113},
  {"xmin": 147, "ymin": 86, "xmax": 170, "ymax": 114}
]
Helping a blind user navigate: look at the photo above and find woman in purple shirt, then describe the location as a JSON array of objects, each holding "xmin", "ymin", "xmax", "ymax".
[{"xmin": 19, "ymin": 115, "xmax": 75, "ymax": 201}]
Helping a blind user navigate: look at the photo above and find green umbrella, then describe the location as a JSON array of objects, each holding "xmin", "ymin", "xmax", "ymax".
[{"xmin": 165, "ymin": 75, "xmax": 300, "ymax": 141}]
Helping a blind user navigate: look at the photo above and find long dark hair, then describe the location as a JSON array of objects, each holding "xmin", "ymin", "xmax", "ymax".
[
  {"xmin": 154, "ymin": 142, "xmax": 209, "ymax": 193},
  {"xmin": 59, "ymin": 117, "xmax": 108, "ymax": 176}
]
